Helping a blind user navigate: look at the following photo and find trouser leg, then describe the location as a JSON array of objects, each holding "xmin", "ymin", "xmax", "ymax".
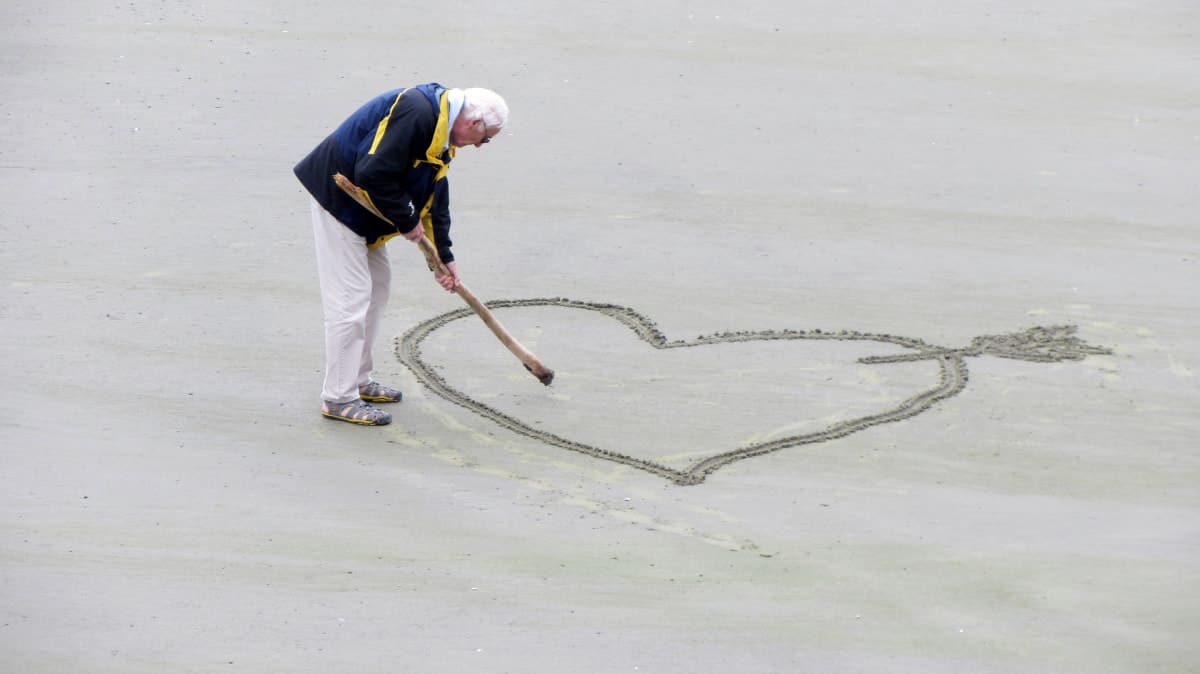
[
  {"xmin": 358, "ymin": 243, "xmax": 391, "ymax": 386},
  {"xmin": 311, "ymin": 198, "xmax": 376, "ymax": 404}
]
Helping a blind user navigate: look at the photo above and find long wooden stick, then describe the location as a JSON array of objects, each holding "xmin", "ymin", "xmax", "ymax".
[{"xmin": 332, "ymin": 173, "xmax": 554, "ymax": 385}]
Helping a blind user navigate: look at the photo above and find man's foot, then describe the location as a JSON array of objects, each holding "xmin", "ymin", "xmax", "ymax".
[
  {"xmin": 322, "ymin": 399, "xmax": 392, "ymax": 426},
  {"xmin": 358, "ymin": 381, "xmax": 403, "ymax": 403}
]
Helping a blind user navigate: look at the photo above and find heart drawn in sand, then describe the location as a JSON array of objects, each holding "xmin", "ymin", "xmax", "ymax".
[{"xmin": 396, "ymin": 299, "xmax": 1111, "ymax": 486}]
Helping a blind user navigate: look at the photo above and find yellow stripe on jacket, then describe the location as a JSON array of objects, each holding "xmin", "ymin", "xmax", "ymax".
[{"xmin": 367, "ymin": 89, "xmax": 408, "ymax": 156}]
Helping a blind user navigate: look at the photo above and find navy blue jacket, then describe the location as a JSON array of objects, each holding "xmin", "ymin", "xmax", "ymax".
[{"xmin": 295, "ymin": 84, "xmax": 455, "ymax": 260}]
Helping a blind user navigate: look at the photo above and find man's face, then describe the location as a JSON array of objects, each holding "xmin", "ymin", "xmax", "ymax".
[{"xmin": 450, "ymin": 115, "xmax": 498, "ymax": 148}]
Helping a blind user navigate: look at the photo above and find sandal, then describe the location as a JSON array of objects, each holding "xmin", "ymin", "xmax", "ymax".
[
  {"xmin": 358, "ymin": 381, "xmax": 403, "ymax": 403},
  {"xmin": 322, "ymin": 399, "xmax": 392, "ymax": 426}
]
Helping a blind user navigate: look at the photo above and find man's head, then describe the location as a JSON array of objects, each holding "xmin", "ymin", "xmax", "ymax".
[{"xmin": 450, "ymin": 88, "xmax": 509, "ymax": 149}]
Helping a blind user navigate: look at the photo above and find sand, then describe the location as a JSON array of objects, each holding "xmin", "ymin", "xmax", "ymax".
[{"xmin": 2, "ymin": 1, "xmax": 1198, "ymax": 672}]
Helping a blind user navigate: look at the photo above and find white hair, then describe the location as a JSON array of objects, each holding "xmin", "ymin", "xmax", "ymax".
[{"xmin": 461, "ymin": 88, "xmax": 509, "ymax": 130}]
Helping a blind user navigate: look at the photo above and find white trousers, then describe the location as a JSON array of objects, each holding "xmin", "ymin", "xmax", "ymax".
[{"xmin": 310, "ymin": 198, "xmax": 391, "ymax": 403}]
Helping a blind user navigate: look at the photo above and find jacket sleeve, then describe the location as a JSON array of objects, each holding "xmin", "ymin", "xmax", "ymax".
[
  {"xmin": 352, "ymin": 96, "xmax": 431, "ymax": 233},
  {"xmin": 429, "ymin": 178, "xmax": 454, "ymax": 263}
]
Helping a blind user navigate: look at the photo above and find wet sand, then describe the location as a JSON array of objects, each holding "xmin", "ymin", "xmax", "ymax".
[{"xmin": 2, "ymin": 1, "xmax": 1198, "ymax": 672}]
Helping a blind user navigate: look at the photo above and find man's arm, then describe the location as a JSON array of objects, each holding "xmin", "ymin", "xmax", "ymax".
[
  {"xmin": 429, "ymin": 178, "xmax": 453, "ymax": 262},
  {"xmin": 353, "ymin": 94, "xmax": 432, "ymax": 233},
  {"xmin": 429, "ymin": 179, "xmax": 459, "ymax": 291}
]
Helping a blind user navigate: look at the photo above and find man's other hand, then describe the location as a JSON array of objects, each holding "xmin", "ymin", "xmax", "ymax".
[{"xmin": 435, "ymin": 260, "xmax": 460, "ymax": 292}]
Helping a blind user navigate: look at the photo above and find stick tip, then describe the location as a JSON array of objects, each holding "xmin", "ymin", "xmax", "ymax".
[{"xmin": 525, "ymin": 363, "xmax": 554, "ymax": 386}]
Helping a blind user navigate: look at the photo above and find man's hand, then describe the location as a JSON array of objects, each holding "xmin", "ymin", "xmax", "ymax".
[
  {"xmin": 402, "ymin": 225, "xmax": 425, "ymax": 243},
  {"xmin": 435, "ymin": 260, "xmax": 460, "ymax": 292}
]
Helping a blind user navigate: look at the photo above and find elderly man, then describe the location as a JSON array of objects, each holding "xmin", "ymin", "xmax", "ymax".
[{"xmin": 294, "ymin": 83, "xmax": 508, "ymax": 426}]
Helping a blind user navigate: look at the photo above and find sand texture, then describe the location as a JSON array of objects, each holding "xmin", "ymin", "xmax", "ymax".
[{"xmin": 2, "ymin": 1, "xmax": 1198, "ymax": 672}]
